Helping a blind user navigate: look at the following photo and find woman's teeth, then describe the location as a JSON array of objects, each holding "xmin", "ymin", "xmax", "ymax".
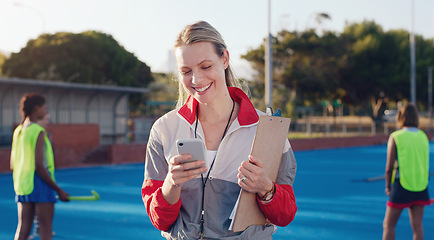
[{"xmin": 195, "ymin": 83, "xmax": 211, "ymax": 92}]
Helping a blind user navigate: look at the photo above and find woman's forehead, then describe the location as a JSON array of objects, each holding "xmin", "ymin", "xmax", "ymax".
[{"xmin": 175, "ymin": 42, "xmax": 217, "ymax": 66}]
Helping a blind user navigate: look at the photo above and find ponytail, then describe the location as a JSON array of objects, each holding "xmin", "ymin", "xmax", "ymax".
[{"xmin": 21, "ymin": 113, "xmax": 28, "ymax": 125}]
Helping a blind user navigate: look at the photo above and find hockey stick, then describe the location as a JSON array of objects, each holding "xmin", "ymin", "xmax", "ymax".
[{"xmin": 67, "ymin": 190, "xmax": 100, "ymax": 201}]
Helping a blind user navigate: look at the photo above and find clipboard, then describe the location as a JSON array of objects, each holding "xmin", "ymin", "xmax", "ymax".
[{"xmin": 232, "ymin": 114, "xmax": 291, "ymax": 232}]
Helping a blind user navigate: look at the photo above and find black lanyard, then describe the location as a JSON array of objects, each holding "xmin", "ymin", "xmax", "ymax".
[{"xmin": 194, "ymin": 98, "xmax": 235, "ymax": 239}]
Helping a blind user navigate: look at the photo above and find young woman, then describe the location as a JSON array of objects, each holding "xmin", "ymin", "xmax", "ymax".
[
  {"xmin": 142, "ymin": 21, "xmax": 297, "ymax": 239},
  {"xmin": 382, "ymin": 103, "xmax": 431, "ymax": 240},
  {"xmin": 11, "ymin": 93, "xmax": 69, "ymax": 240}
]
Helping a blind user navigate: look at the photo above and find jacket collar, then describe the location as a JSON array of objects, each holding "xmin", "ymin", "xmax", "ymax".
[{"xmin": 178, "ymin": 87, "xmax": 259, "ymax": 126}]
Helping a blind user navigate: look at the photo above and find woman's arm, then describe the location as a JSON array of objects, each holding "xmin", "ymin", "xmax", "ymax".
[
  {"xmin": 257, "ymin": 183, "xmax": 296, "ymax": 226},
  {"xmin": 141, "ymin": 125, "xmax": 181, "ymax": 231},
  {"xmin": 238, "ymin": 149, "xmax": 297, "ymax": 227},
  {"xmin": 257, "ymin": 148, "xmax": 297, "ymax": 226},
  {"xmin": 142, "ymin": 179, "xmax": 181, "ymax": 231},
  {"xmin": 385, "ymin": 135, "xmax": 397, "ymax": 195},
  {"xmin": 10, "ymin": 153, "xmax": 13, "ymax": 170},
  {"xmin": 34, "ymin": 132, "xmax": 69, "ymax": 201},
  {"xmin": 10, "ymin": 129, "xmax": 18, "ymax": 170},
  {"xmin": 142, "ymin": 123, "xmax": 208, "ymax": 231}
]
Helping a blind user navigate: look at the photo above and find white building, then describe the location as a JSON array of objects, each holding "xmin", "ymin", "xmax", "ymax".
[{"xmin": 0, "ymin": 77, "xmax": 149, "ymax": 146}]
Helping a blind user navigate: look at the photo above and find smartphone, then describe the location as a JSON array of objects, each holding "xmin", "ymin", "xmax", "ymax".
[{"xmin": 176, "ymin": 138, "xmax": 206, "ymax": 170}]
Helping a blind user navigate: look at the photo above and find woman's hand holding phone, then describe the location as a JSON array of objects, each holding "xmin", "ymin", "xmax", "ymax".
[
  {"xmin": 176, "ymin": 139, "xmax": 206, "ymax": 169},
  {"xmin": 167, "ymin": 139, "xmax": 207, "ymax": 187},
  {"xmin": 162, "ymin": 153, "xmax": 207, "ymax": 205},
  {"xmin": 162, "ymin": 139, "xmax": 208, "ymax": 204},
  {"xmin": 168, "ymin": 154, "xmax": 207, "ymax": 185}
]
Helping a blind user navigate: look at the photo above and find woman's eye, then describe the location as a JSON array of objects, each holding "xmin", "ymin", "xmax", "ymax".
[
  {"xmin": 202, "ymin": 65, "xmax": 211, "ymax": 70},
  {"xmin": 181, "ymin": 70, "xmax": 191, "ymax": 75}
]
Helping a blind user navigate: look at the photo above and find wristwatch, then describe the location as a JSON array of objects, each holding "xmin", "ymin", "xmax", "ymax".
[{"xmin": 261, "ymin": 183, "xmax": 275, "ymax": 201}]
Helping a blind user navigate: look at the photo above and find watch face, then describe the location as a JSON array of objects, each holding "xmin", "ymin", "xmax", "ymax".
[
  {"xmin": 262, "ymin": 191, "xmax": 273, "ymax": 201},
  {"xmin": 262, "ymin": 185, "xmax": 275, "ymax": 201}
]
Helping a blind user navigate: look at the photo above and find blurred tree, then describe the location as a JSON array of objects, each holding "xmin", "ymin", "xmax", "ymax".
[
  {"xmin": 2, "ymin": 31, "xmax": 153, "ymax": 88},
  {"xmin": 243, "ymin": 28, "xmax": 343, "ymax": 118},
  {"xmin": 340, "ymin": 21, "xmax": 434, "ymax": 119},
  {"xmin": 338, "ymin": 21, "xmax": 389, "ymax": 120},
  {"xmin": 243, "ymin": 19, "xmax": 434, "ymax": 121},
  {"xmin": 148, "ymin": 72, "xmax": 178, "ymax": 102},
  {"xmin": 314, "ymin": 12, "xmax": 331, "ymax": 34},
  {"xmin": 0, "ymin": 51, "xmax": 6, "ymax": 76},
  {"xmin": 131, "ymin": 72, "xmax": 178, "ymax": 117},
  {"xmin": 413, "ymin": 35, "xmax": 434, "ymax": 109},
  {"xmin": 315, "ymin": 13, "xmax": 331, "ymax": 25}
]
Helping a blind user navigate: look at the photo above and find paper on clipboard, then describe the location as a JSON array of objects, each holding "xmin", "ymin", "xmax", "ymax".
[{"xmin": 231, "ymin": 115, "xmax": 291, "ymax": 232}]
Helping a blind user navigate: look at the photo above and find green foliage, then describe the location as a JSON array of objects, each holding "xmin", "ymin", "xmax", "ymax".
[
  {"xmin": 243, "ymin": 20, "xmax": 434, "ymax": 119},
  {"xmin": 339, "ymin": 21, "xmax": 388, "ymax": 107},
  {"xmin": 2, "ymin": 31, "xmax": 153, "ymax": 88},
  {"xmin": 131, "ymin": 72, "xmax": 178, "ymax": 116},
  {"xmin": 0, "ymin": 52, "xmax": 6, "ymax": 76},
  {"xmin": 148, "ymin": 72, "xmax": 178, "ymax": 102},
  {"xmin": 244, "ymin": 29, "xmax": 343, "ymax": 108}
]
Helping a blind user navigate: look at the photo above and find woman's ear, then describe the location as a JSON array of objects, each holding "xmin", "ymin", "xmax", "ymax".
[
  {"xmin": 222, "ymin": 49, "xmax": 229, "ymax": 69},
  {"xmin": 32, "ymin": 105, "xmax": 40, "ymax": 114}
]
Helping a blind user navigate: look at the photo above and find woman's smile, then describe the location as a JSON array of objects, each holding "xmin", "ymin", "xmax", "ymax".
[{"xmin": 193, "ymin": 82, "xmax": 212, "ymax": 94}]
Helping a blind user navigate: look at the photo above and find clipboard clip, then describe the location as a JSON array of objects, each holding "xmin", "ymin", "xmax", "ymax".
[{"xmin": 266, "ymin": 107, "xmax": 282, "ymax": 117}]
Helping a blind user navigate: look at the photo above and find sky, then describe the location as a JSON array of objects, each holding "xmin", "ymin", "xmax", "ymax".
[{"xmin": 1, "ymin": 0, "xmax": 433, "ymax": 78}]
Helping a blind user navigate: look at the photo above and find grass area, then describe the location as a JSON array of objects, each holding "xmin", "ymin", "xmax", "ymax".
[{"xmin": 288, "ymin": 131, "xmax": 373, "ymax": 139}]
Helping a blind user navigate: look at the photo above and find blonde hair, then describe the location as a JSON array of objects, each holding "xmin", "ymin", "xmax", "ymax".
[
  {"xmin": 174, "ymin": 21, "xmax": 245, "ymax": 108},
  {"xmin": 396, "ymin": 103, "xmax": 419, "ymax": 128}
]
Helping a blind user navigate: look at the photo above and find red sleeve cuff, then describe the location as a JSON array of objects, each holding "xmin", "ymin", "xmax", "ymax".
[
  {"xmin": 142, "ymin": 180, "xmax": 182, "ymax": 231},
  {"xmin": 257, "ymin": 183, "xmax": 297, "ymax": 226},
  {"xmin": 154, "ymin": 187, "xmax": 182, "ymax": 209}
]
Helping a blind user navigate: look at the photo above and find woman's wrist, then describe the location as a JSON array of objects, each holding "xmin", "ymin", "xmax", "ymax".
[
  {"xmin": 162, "ymin": 178, "xmax": 181, "ymax": 205},
  {"xmin": 258, "ymin": 182, "xmax": 275, "ymax": 201}
]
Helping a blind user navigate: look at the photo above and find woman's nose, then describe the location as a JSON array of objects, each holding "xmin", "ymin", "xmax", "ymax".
[{"xmin": 191, "ymin": 71, "xmax": 204, "ymax": 85}]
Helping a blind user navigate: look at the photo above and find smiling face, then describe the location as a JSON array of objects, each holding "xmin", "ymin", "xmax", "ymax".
[{"xmin": 175, "ymin": 41, "xmax": 229, "ymax": 105}]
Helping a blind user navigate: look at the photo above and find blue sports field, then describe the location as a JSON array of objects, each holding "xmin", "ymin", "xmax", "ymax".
[{"xmin": 0, "ymin": 144, "xmax": 433, "ymax": 239}]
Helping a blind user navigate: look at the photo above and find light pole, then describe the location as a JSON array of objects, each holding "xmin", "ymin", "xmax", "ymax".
[
  {"xmin": 265, "ymin": 0, "xmax": 273, "ymax": 108},
  {"xmin": 13, "ymin": 2, "xmax": 45, "ymax": 34},
  {"xmin": 410, "ymin": 0, "xmax": 416, "ymax": 104}
]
